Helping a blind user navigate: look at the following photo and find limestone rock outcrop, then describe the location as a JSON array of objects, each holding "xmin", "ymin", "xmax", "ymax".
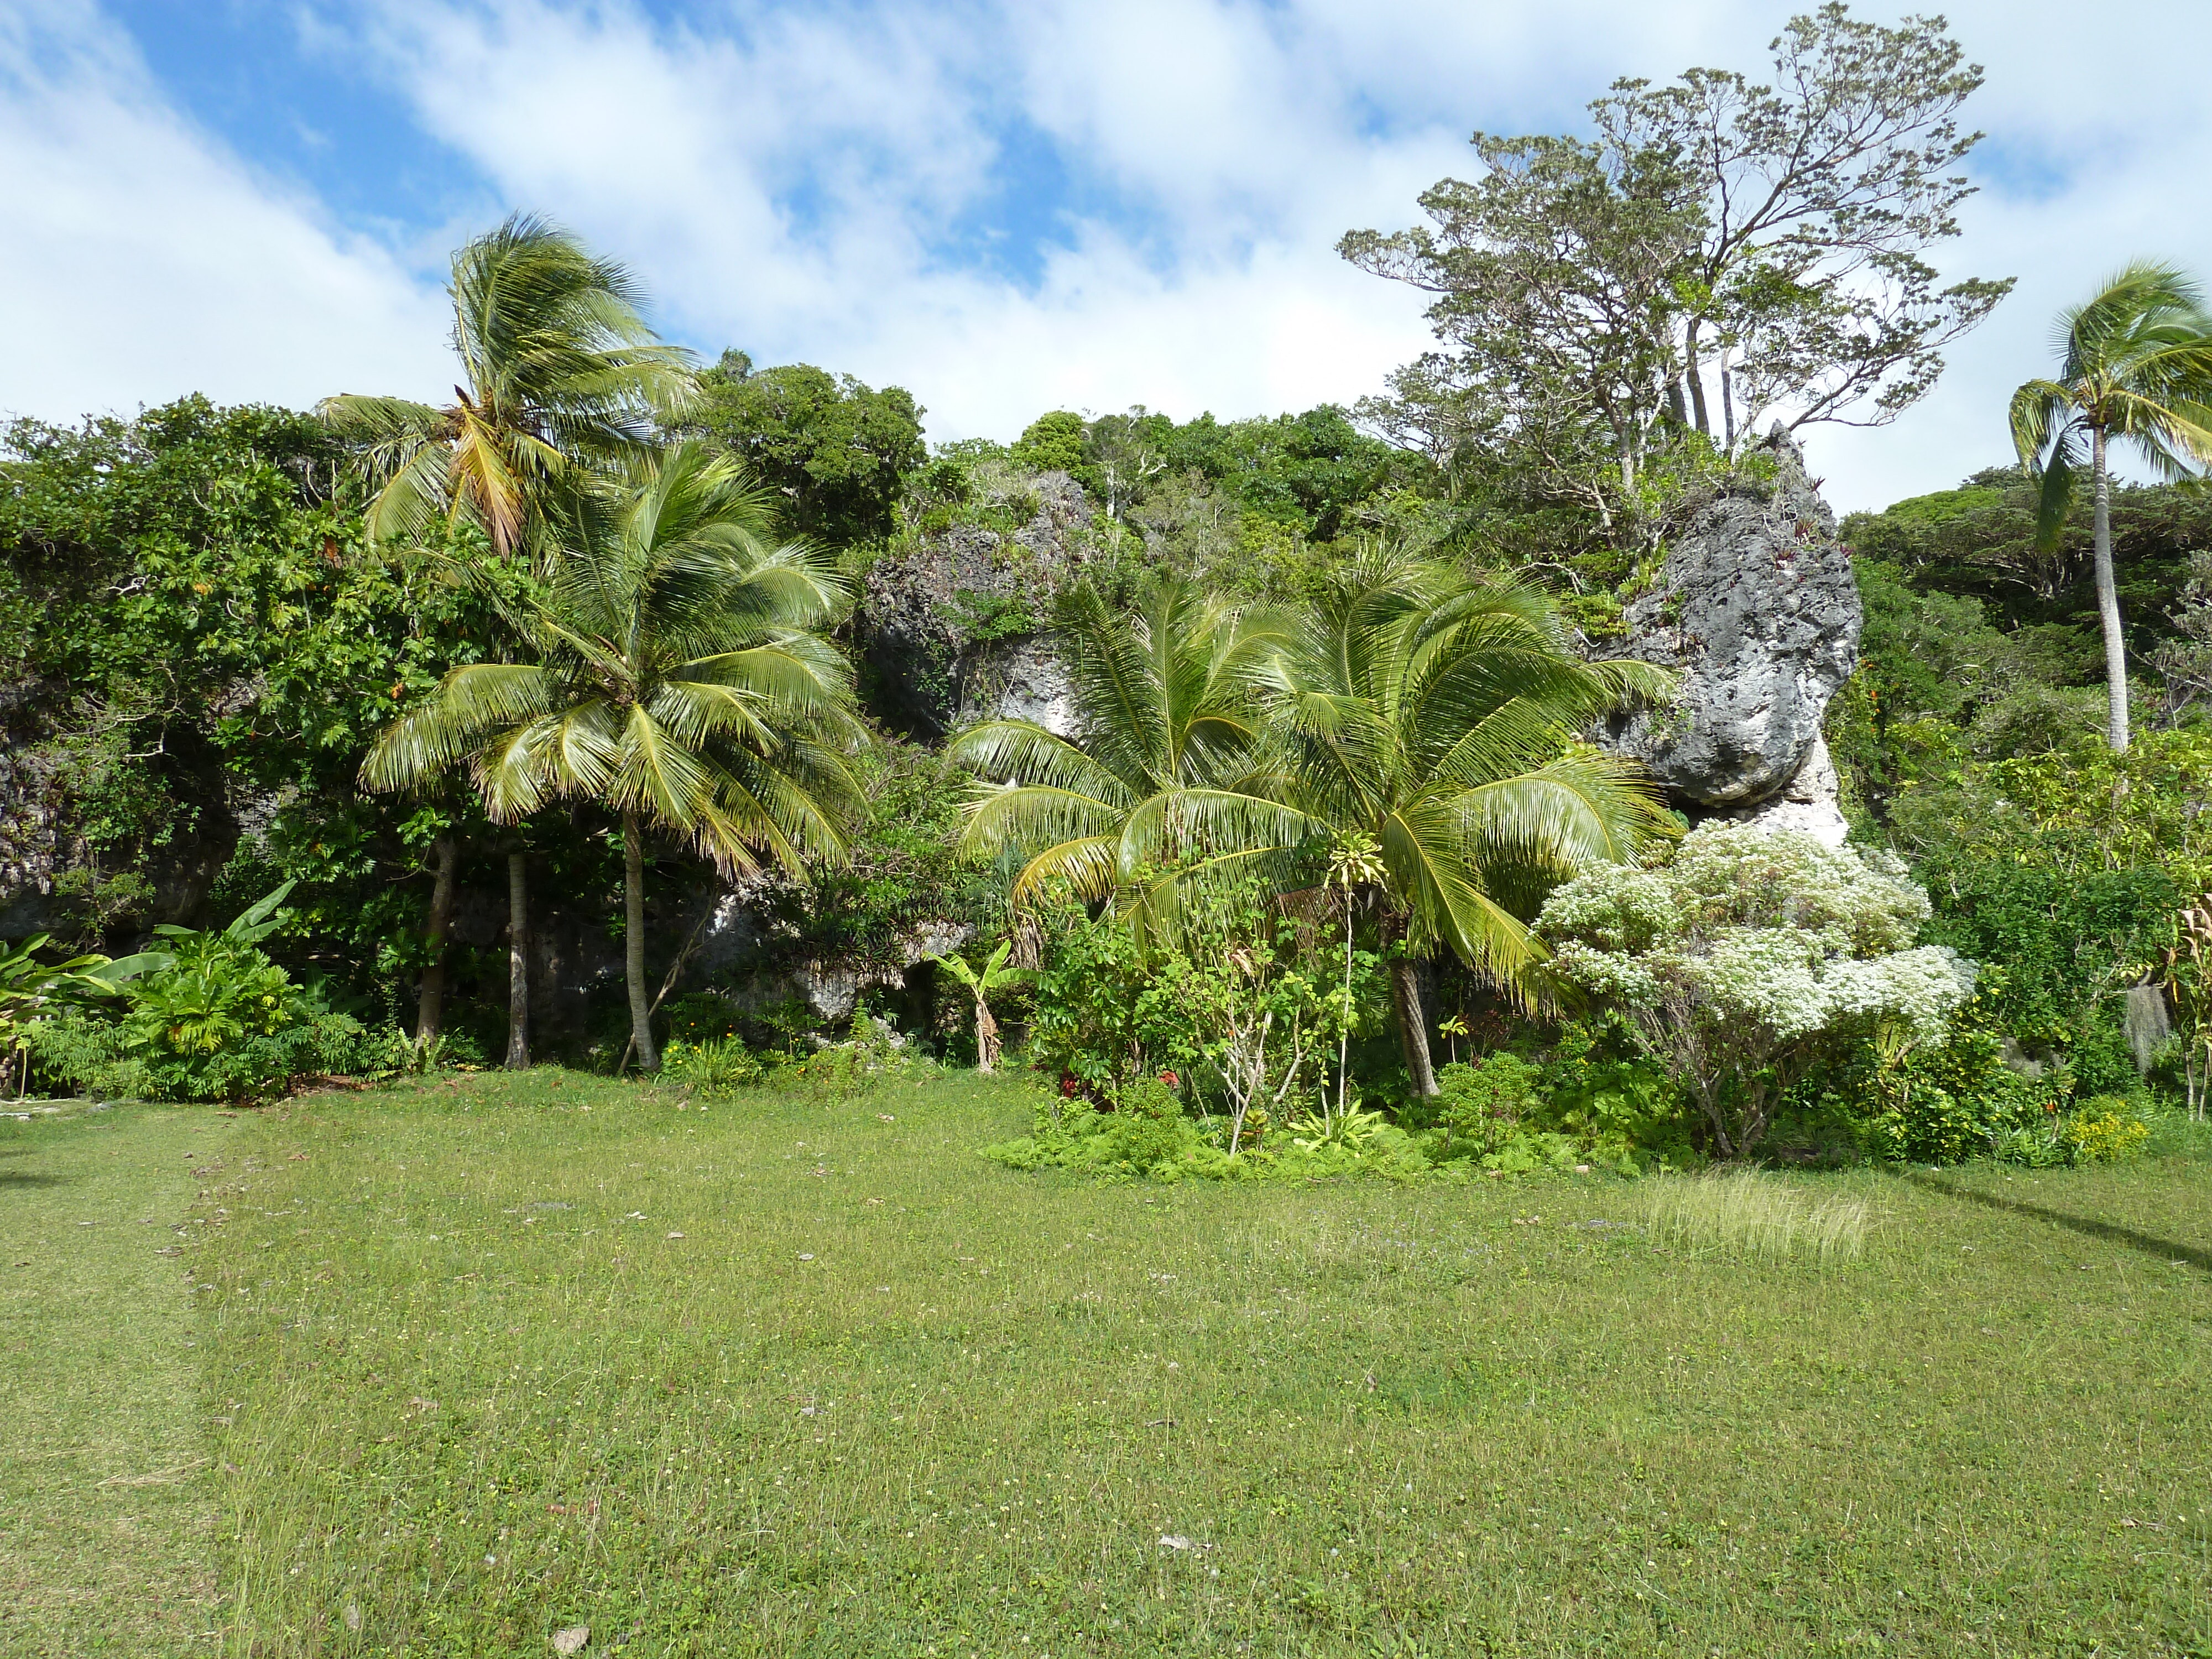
[
  {"xmin": 858, "ymin": 470, "xmax": 1092, "ymax": 741},
  {"xmin": 1603, "ymin": 430, "xmax": 1861, "ymax": 844}
]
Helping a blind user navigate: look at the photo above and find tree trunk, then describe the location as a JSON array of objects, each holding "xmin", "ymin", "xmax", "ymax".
[
  {"xmin": 414, "ymin": 832, "xmax": 457, "ymax": 1052},
  {"xmin": 1683, "ymin": 319, "xmax": 1711, "ymax": 437},
  {"xmin": 974, "ymin": 995, "xmax": 999, "ymax": 1074},
  {"xmin": 622, "ymin": 811, "xmax": 658, "ymax": 1073},
  {"xmin": 504, "ymin": 847, "xmax": 530, "ymax": 1070},
  {"xmin": 2092, "ymin": 425, "xmax": 2130, "ymax": 753},
  {"xmin": 1719, "ymin": 347, "xmax": 1737, "ymax": 452},
  {"xmin": 1391, "ymin": 958, "xmax": 1438, "ymax": 1098}
]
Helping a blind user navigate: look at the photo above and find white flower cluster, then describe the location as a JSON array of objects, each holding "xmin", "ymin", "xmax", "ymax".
[{"xmin": 1536, "ymin": 826, "xmax": 1974, "ymax": 1150}]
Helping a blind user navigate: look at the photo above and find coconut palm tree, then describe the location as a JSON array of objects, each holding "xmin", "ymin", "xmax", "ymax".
[
  {"xmin": 321, "ymin": 212, "xmax": 696, "ymax": 561},
  {"xmin": 360, "ymin": 441, "xmax": 867, "ymax": 1072},
  {"xmin": 325, "ymin": 214, "xmax": 697, "ymax": 1060},
  {"xmin": 1250, "ymin": 555, "xmax": 1674, "ymax": 1095},
  {"xmin": 948, "ymin": 576, "xmax": 1303, "ymax": 936},
  {"xmin": 2011, "ymin": 262, "xmax": 2212, "ymax": 753}
]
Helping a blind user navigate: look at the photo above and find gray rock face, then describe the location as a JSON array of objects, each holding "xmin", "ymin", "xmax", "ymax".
[
  {"xmin": 1604, "ymin": 430, "xmax": 1861, "ymax": 818},
  {"xmin": 1731, "ymin": 733, "xmax": 1849, "ymax": 847},
  {"xmin": 859, "ymin": 469, "xmax": 1092, "ymax": 740}
]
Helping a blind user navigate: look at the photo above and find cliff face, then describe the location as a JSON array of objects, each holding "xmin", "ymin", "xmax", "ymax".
[
  {"xmin": 1603, "ymin": 431, "xmax": 1862, "ymax": 844},
  {"xmin": 0, "ymin": 682, "xmax": 241, "ymax": 942},
  {"xmin": 857, "ymin": 469, "xmax": 1093, "ymax": 742}
]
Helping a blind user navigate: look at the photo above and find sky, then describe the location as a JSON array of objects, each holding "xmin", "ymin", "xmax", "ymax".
[{"xmin": 4, "ymin": 0, "xmax": 2209, "ymax": 512}]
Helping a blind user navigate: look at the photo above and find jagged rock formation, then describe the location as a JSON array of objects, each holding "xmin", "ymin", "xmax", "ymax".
[
  {"xmin": 1603, "ymin": 431, "xmax": 1861, "ymax": 845},
  {"xmin": 858, "ymin": 469, "xmax": 1092, "ymax": 740}
]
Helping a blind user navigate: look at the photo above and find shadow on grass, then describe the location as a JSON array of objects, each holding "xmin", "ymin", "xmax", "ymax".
[
  {"xmin": 0, "ymin": 1172, "xmax": 66, "ymax": 1188},
  {"xmin": 1907, "ymin": 1173, "xmax": 2212, "ymax": 1274}
]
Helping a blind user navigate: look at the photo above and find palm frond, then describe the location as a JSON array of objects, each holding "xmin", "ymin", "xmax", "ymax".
[{"xmin": 358, "ymin": 665, "xmax": 552, "ymax": 792}]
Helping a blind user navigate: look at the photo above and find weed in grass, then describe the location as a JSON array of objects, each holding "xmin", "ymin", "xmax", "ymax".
[{"xmin": 1641, "ymin": 1166, "xmax": 1872, "ymax": 1262}]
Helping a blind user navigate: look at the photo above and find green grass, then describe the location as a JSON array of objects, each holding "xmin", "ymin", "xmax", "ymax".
[
  {"xmin": 2, "ymin": 1102, "xmax": 237, "ymax": 1654},
  {"xmin": 8, "ymin": 1068, "xmax": 2212, "ymax": 1657}
]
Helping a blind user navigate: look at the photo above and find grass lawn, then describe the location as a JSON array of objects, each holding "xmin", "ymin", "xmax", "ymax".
[
  {"xmin": 2, "ymin": 1102, "xmax": 236, "ymax": 1654},
  {"xmin": 6, "ymin": 1068, "xmax": 2211, "ymax": 1657}
]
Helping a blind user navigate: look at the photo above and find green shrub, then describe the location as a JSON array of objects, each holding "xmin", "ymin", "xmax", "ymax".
[
  {"xmin": 23, "ymin": 1003, "xmax": 398, "ymax": 1102},
  {"xmin": 2063, "ymin": 1099, "xmax": 2151, "ymax": 1163},
  {"xmin": 660, "ymin": 1037, "xmax": 766, "ymax": 1095},
  {"xmin": 20, "ymin": 883, "xmax": 409, "ymax": 1103},
  {"xmin": 1534, "ymin": 1022, "xmax": 1697, "ymax": 1172},
  {"xmin": 662, "ymin": 992, "xmax": 744, "ymax": 1046},
  {"xmin": 983, "ymin": 1077, "xmax": 1436, "ymax": 1185},
  {"xmin": 1813, "ymin": 982, "xmax": 2065, "ymax": 1165},
  {"xmin": 1430, "ymin": 1053, "xmax": 1539, "ymax": 1156},
  {"xmin": 18, "ymin": 1013, "xmax": 150, "ymax": 1100}
]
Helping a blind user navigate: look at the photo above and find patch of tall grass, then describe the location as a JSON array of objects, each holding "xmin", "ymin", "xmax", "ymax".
[{"xmin": 1641, "ymin": 1167, "xmax": 1871, "ymax": 1263}]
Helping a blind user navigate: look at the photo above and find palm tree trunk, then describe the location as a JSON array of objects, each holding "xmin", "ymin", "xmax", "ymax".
[
  {"xmin": 1391, "ymin": 958, "xmax": 1438, "ymax": 1098},
  {"xmin": 2092, "ymin": 425, "xmax": 2130, "ymax": 752},
  {"xmin": 622, "ymin": 811, "xmax": 658, "ymax": 1073},
  {"xmin": 414, "ymin": 832, "xmax": 457, "ymax": 1052},
  {"xmin": 504, "ymin": 847, "xmax": 530, "ymax": 1070}
]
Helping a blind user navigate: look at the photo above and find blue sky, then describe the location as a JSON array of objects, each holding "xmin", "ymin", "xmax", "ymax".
[{"xmin": 7, "ymin": 0, "xmax": 2212, "ymax": 509}]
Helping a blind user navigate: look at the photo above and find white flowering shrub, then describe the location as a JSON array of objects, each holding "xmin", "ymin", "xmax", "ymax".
[{"xmin": 1536, "ymin": 825, "xmax": 1975, "ymax": 1157}]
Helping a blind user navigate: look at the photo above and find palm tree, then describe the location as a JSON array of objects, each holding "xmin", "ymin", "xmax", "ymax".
[
  {"xmin": 321, "ymin": 212, "xmax": 696, "ymax": 561},
  {"xmin": 948, "ymin": 576, "xmax": 1302, "ymax": 936},
  {"xmin": 1251, "ymin": 555, "xmax": 1674, "ymax": 1094},
  {"xmin": 325, "ymin": 214, "xmax": 697, "ymax": 1061},
  {"xmin": 361, "ymin": 441, "xmax": 867, "ymax": 1072},
  {"xmin": 2011, "ymin": 262, "xmax": 2212, "ymax": 753}
]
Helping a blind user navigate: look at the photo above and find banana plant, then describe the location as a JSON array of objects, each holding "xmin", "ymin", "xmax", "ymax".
[
  {"xmin": 0, "ymin": 935, "xmax": 167, "ymax": 1099},
  {"xmin": 932, "ymin": 941, "xmax": 1029, "ymax": 1074}
]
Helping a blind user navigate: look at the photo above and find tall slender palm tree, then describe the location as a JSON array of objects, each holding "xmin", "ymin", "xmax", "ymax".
[
  {"xmin": 325, "ymin": 214, "xmax": 697, "ymax": 1060},
  {"xmin": 2011, "ymin": 262, "xmax": 2212, "ymax": 753},
  {"xmin": 1251, "ymin": 555, "xmax": 1674, "ymax": 1094},
  {"xmin": 321, "ymin": 213, "xmax": 697, "ymax": 561},
  {"xmin": 948, "ymin": 576, "xmax": 1303, "ymax": 937},
  {"xmin": 361, "ymin": 442, "xmax": 867, "ymax": 1072}
]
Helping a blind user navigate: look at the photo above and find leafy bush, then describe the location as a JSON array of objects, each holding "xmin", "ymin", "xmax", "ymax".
[
  {"xmin": 2063, "ymin": 1100, "xmax": 2151, "ymax": 1163},
  {"xmin": 22, "ymin": 884, "xmax": 404, "ymax": 1102},
  {"xmin": 24, "ymin": 1003, "xmax": 393, "ymax": 1103},
  {"xmin": 783, "ymin": 1014, "xmax": 913, "ymax": 1102},
  {"xmin": 1026, "ymin": 907, "xmax": 1204, "ymax": 1102},
  {"xmin": 1, "ymin": 931, "xmax": 165, "ymax": 1097},
  {"xmin": 982, "ymin": 1075, "xmax": 1433, "ymax": 1185},
  {"xmin": 1538, "ymin": 826, "xmax": 1975, "ymax": 1157},
  {"xmin": 1840, "ymin": 987, "xmax": 2061, "ymax": 1164},
  {"xmin": 1428, "ymin": 1053, "xmax": 1539, "ymax": 1157},
  {"xmin": 1907, "ymin": 855, "xmax": 2176, "ymax": 1052},
  {"xmin": 660, "ymin": 1037, "xmax": 766, "ymax": 1095},
  {"xmin": 1532, "ymin": 1020, "xmax": 1698, "ymax": 1172}
]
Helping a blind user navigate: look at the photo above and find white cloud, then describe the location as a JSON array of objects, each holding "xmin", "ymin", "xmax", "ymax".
[
  {"xmin": 0, "ymin": 1, "xmax": 450, "ymax": 424},
  {"xmin": 11, "ymin": 0, "xmax": 2212, "ymax": 511}
]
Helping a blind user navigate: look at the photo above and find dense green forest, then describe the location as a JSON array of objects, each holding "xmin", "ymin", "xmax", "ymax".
[
  {"xmin": 7, "ymin": 1, "xmax": 2212, "ymax": 1178},
  {"xmin": 7, "ymin": 369, "xmax": 2210, "ymax": 1161}
]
